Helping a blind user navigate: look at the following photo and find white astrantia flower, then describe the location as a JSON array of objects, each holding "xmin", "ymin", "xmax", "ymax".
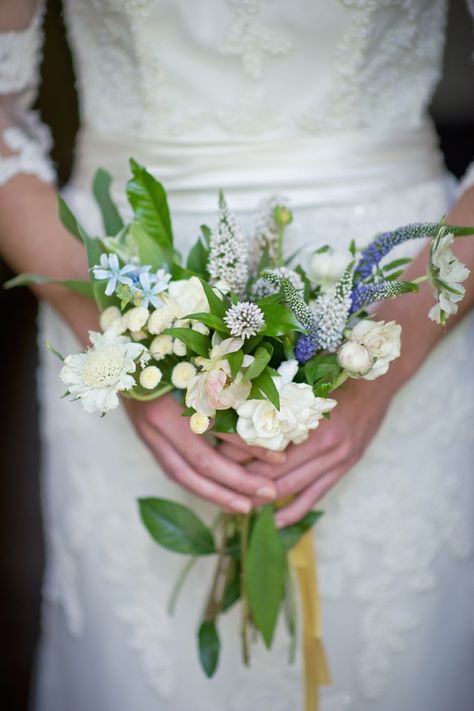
[
  {"xmin": 190, "ymin": 412, "xmax": 210, "ymax": 434},
  {"xmin": 59, "ymin": 331, "xmax": 146, "ymax": 414},
  {"xmin": 428, "ymin": 230, "xmax": 470, "ymax": 324},
  {"xmin": 92, "ymin": 253, "xmax": 135, "ymax": 296},
  {"xmin": 171, "ymin": 362, "xmax": 197, "ymax": 389},
  {"xmin": 337, "ymin": 341, "xmax": 373, "ymax": 378},
  {"xmin": 224, "ymin": 301, "xmax": 265, "ymax": 339},
  {"xmin": 349, "ymin": 319, "xmax": 401, "ymax": 380},
  {"xmin": 236, "ymin": 359, "xmax": 337, "ymax": 451},
  {"xmin": 139, "ymin": 365, "xmax": 162, "ymax": 390},
  {"xmin": 309, "ymin": 247, "xmax": 350, "ymax": 290},
  {"xmin": 150, "ymin": 334, "xmax": 174, "ymax": 361}
]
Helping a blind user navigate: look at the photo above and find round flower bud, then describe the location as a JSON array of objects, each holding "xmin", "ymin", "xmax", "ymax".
[
  {"xmin": 139, "ymin": 366, "xmax": 162, "ymax": 390},
  {"xmin": 150, "ymin": 334, "xmax": 173, "ymax": 361},
  {"xmin": 148, "ymin": 304, "xmax": 175, "ymax": 335},
  {"xmin": 171, "ymin": 362, "xmax": 197, "ymax": 389},
  {"xmin": 337, "ymin": 341, "xmax": 373, "ymax": 377},
  {"xmin": 174, "ymin": 318, "xmax": 190, "ymax": 328},
  {"xmin": 190, "ymin": 412, "xmax": 210, "ymax": 434},
  {"xmin": 191, "ymin": 321, "xmax": 210, "ymax": 336},
  {"xmin": 100, "ymin": 305, "xmax": 121, "ymax": 332},
  {"xmin": 130, "ymin": 330, "xmax": 147, "ymax": 341},
  {"xmin": 173, "ymin": 338, "xmax": 187, "ymax": 357},
  {"xmin": 124, "ymin": 306, "xmax": 149, "ymax": 333}
]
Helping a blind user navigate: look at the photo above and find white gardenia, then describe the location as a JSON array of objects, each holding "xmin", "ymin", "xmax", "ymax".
[
  {"xmin": 428, "ymin": 231, "xmax": 470, "ymax": 324},
  {"xmin": 349, "ymin": 319, "xmax": 401, "ymax": 380},
  {"xmin": 309, "ymin": 248, "xmax": 350, "ymax": 289},
  {"xmin": 60, "ymin": 331, "xmax": 147, "ymax": 414},
  {"xmin": 166, "ymin": 276, "xmax": 210, "ymax": 319},
  {"xmin": 236, "ymin": 360, "xmax": 337, "ymax": 451},
  {"xmin": 337, "ymin": 341, "xmax": 373, "ymax": 377}
]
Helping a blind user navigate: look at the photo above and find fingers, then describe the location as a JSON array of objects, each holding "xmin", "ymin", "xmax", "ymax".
[
  {"xmin": 217, "ymin": 441, "xmax": 253, "ymax": 464},
  {"xmin": 214, "ymin": 432, "xmax": 287, "ymax": 464},
  {"xmin": 140, "ymin": 421, "xmax": 253, "ymax": 514},
  {"xmin": 274, "ymin": 446, "xmax": 351, "ymax": 499},
  {"xmin": 274, "ymin": 460, "xmax": 355, "ymax": 527}
]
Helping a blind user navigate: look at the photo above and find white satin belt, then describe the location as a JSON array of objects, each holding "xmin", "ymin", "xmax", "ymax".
[{"xmin": 70, "ymin": 122, "xmax": 445, "ymax": 214}]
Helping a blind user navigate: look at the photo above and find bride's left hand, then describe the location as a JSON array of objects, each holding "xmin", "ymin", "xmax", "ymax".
[{"xmin": 219, "ymin": 378, "xmax": 393, "ymax": 527}]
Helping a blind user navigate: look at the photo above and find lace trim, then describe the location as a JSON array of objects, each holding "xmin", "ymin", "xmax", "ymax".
[
  {"xmin": 0, "ymin": 111, "xmax": 55, "ymax": 186},
  {"xmin": 0, "ymin": 1, "xmax": 46, "ymax": 99}
]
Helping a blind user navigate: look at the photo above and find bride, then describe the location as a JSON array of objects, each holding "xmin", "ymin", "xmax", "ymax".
[{"xmin": 1, "ymin": 1, "xmax": 473, "ymax": 710}]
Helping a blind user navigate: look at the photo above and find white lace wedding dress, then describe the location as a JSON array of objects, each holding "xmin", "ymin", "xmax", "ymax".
[{"xmin": 1, "ymin": 2, "xmax": 473, "ymax": 710}]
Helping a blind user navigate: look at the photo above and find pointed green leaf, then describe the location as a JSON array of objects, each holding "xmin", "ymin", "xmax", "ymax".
[
  {"xmin": 242, "ymin": 345, "xmax": 272, "ymax": 382},
  {"xmin": 252, "ymin": 367, "xmax": 280, "ymax": 410},
  {"xmin": 246, "ymin": 505, "xmax": 285, "ymax": 647},
  {"xmin": 226, "ymin": 348, "xmax": 244, "ymax": 379},
  {"xmin": 211, "ymin": 408, "xmax": 238, "ymax": 434},
  {"xmin": 130, "ymin": 222, "xmax": 168, "ymax": 270},
  {"xmin": 186, "ymin": 237, "xmax": 209, "ymax": 277},
  {"xmin": 198, "ymin": 620, "xmax": 220, "ymax": 678},
  {"xmin": 58, "ymin": 196, "xmax": 83, "ymax": 242},
  {"xmin": 278, "ymin": 511, "xmax": 323, "ymax": 551},
  {"xmin": 138, "ymin": 498, "xmax": 215, "ymax": 555},
  {"xmin": 184, "ymin": 312, "xmax": 229, "ymax": 334},
  {"xmin": 92, "ymin": 168, "xmax": 124, "ymax": 235},
  {"xmin": 164, "ymin": 327, "xmax": 210, "ymax": 357},
  {"xmin": 199, "ymin": 278, "xmax": 228, "ymax": 319},
  {"xmin": 4, "ymin": 273, "xmax": 94, "ymax": 299}
]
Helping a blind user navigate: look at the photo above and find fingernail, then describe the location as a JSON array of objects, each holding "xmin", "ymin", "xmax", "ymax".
[
  {"xmin": 256, "ymin": 486, "xmax": 277, "ymax": 500},
  {"xmin": 266, "ymin": 452, "xmax": 286, "ymax": 464},
  {"xmin": 231, "ymin": 499, "xmax": 251, "ymax": 514}
]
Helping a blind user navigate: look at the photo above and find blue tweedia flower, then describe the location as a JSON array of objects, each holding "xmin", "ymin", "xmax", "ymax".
[
  {"xmin": 350, "ymin": 280, "xmax": 418, "ymax": 313},
  {"xmin": 354, "ymin": 223, "xmax": 440, "ymax": 280},
  {"xmin": 135, "ymin": 269, "xmax": 172, "ymax": 309},
  {"xmin": 294, "ymin": 334, "xmax": 318, "ymax": 364},
  {"xmin": 92, "ymin": 253, "xmax": 135, "ymax": 296}
]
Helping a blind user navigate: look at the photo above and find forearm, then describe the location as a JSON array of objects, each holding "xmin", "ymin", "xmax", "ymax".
[
  {"xmin": 0, "ymin": 173, "xmax": 99, "ymax": 345},
  {"xmin": 374, "ymin": 185, "xmax": 474, "ymax": 397}
]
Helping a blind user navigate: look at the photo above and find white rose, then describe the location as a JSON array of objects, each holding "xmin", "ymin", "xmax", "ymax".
[
  {"xmin": 190, "ymin": 412, "xmax": 210, "ymax": 434},
  {"xmin": 139, "ymin": 365, "xmax": 162, "ymax": 390},
  {"xmin": 173, "ymin": 338, "xmax": 187, "ymax": 356},
  {"xmin": 350, "ymin": 319, "xmax": 401, "ymax": 380},
  {"xmin": 147, "ymin": 304, "xmax": 176, "ymax": 335},
  {"xmin": 337, "ymin": 341, "xmax": 373, "ymax": 377},
  {"xmin": 100, "ymin": 305, "xmax": 121, "ymax": 331},
  {"xmin": 124, "ymin": 306, "xmax": 149, "ymax": 332},
  {"xmin": 171, "ymin": 362, "xmax": 197, "ymax": 389},
  {"xmin": 150, "ymin": 334, "xmax": 174, "ymax": 360},
  {"xmin": 167, "ymin": 276, "xmax": 209, "ymax": 319},
  {"xmin": 309, "ymin": 248, "xmax": 350, "ymax": 288}
]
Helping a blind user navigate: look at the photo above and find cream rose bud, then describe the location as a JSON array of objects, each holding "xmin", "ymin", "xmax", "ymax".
[
  {"xmin": 150, "ymin": 334, "xmax": 173, "ymax": 360},
  {"xmin": 171, "ymin": 362, "xmax": 197, "ymax": 389},
  {"xmin": 192, "ymin": 321, "xmax": 210, "ymax": 336},
  {"xmin": 100, "ymin": 305, "xmax": 121, "ymax": 331},
  {"xmin": 337, "ymin": 341, "xmax": 373, "ymax": 377},
  {"xmin": 124, "ymin": 306, "xmax": 149, "ymax": 332},
  {"xmin": 139, "ymin": 365, "xmax": 162, "ymax": 390},
  {"xmin": 309, "ymin": 248, "xmax": 349, "ymax": 287},
  {"xmin": 130, "ymin": 330, "xmax": 147, "ymax": 341},
  {"xmin": 190, "ymin": 412, "xmax": 210, "ymax": 434},
  {"xmin": 147, "ymin": 304, "xmax": 175, "ymax": 335},
  {"xmin": 173, "ymin": 338, "xmax": 187, "ymax": 356}
]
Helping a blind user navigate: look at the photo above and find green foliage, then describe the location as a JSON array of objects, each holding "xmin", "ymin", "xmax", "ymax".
[
  {"xmin": 130, "ymin": 222, "xmax": 168, "ymax": 270},
  {"xmin": 251, "ymin": 367, "xmax": 280, "ymax": 410},
  {"xmin": 242, "ymin": 344, "xmax": 272, "ymax": 382},
  {"xmin": 92, "ymin": 168, "xmax": 124, "ymax": 236},
  {"xmin": 278, "ymin": 511, "xmax": 323, "ymax": 551},
  {"xmin": 138, "ymin": 498, "xmax": 216, "ymax": 555},
  {"xmin": 226, "ymin": 348, "xmax": 244, "ymax": 379},
  {"xmin": 245, "ymin": 505, "xmax": 286, "ymax": 648},
  {"xmin": 222, "ymin": 561, "xmax": 240, "ymax": 611},
  {"xmin": 4, "ymin": 273, "xmax": 94, "ymax": 299},
  {"xmin": 58, "ymin": 196, "xmax": 83, "ymax": 243},
  {"xmin": 211, "ymin": 409, "xmax": 238, "ymax": 434},
  {"xmin": 199, "ymin": 278, "xmax": 228, "ymax": 318},
  {"xmin": 164, "ymin": 327, "xmax": 211, "ymax": 357},
  {"xmin": 258, "ymin": 300, "xmax": 303, "ymax": 337},
  {"xmin": 186, "ymin": 237, "xmax": 209, "ymax": 277},
  {"xmin": 184, "ymin": 312, "xmax": 229, "ymax": 335},
  {"xmin": 198, "ymin": 621, "xmax": 220, "ymax": 678}
]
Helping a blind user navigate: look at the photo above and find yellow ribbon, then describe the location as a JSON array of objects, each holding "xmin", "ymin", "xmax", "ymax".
[{"xmin": 289, "ymin": 530, "xmax": 331, "ymax": 711}]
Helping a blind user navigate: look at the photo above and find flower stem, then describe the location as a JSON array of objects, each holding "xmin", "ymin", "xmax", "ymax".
[
  {"xmin": 276, "ymin": 224, "xmax": 285, "ymax": 267},
  {"xmin": 167, "ymin": 556, "xmax": 198, "ymax": 615},
  {"xmin": 239, "ymin": 513, "xmax": 251, "ymax": 665},
  {"xmin": 412, "ymin": 273, "xmax": 429, "ymax": 285}
]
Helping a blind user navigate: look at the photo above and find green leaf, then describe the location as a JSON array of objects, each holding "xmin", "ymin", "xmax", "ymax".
[
  {"xmin": 164, "ymin": 328, "xmax": 210, "ymax": 357},
  {"xmin": 58, "ymin": 196, "xmax": 83, "ymax": 242},
  {"xmin": 246, "ymin": 505, "xmax": 286, "ymax": 648},
  {"xmin": 44, "ymin": 340, "xmax": 65, "ymax": 362},
  {"xmin": 130, "ymin": 222, "xmax": 168, "ymax": 270},
  {"xmin": 242, "ymin": 345, "xmax": 272, "ymax": 382},
  {"xmin": 258, "ymin": 301, "xmax": 303, "ymax": 337},
  {"xmin": 138, "ymin": 498, "xmax": 215, "ymax": 555},
  {"xmin": 170, "ymin": 264, "xmax": 202, "ymax": 280},
  {"xmin": 211, "ymin": 408, "xmax": 238, "ymax": 434},
  {"xmin": 126, "ymin": 159, "xmax": 174, "ymax": 262},
  {"xmin": 349, "ymin": 239, "xmax": 357, "ymax": 257},
  {"xmin": 385, "ymin": 269, "xmax": 405, "ymax": 281},
  {"xmin": 92, "ymin": 168, "xmax": 124, "ymax": 236},
  {"xmin": 278, "ymin": 511, "xmax": 323, "ymax": 552},
  {"xmin": 198, "ymin": 620, "xmax": 220, "ymax": 678},
  {"xmin": 222, "ymin": 562, "xmax": 240, "ymax": 611},
  {"xmin": 382, "ymin": 257, "xmax": 412, "ymax": 272},
  {"xmin": 252, "ymin": 367, "xmax": 280, "ymax": 410},
  {"xmin": 4, "ymin": 273, "xmax": 94, "ymax": 299},
  {"xmin": 199, "ymin": 278, "xmax": 228, "ymax": 319},
  {"xmin": 186, "ymin": 237, "xmax": 209, "ymax": 277},
  {"xmin": 200, "ymin": 224, "xmax": 212, "ymax": 247},
  {"xmin": 304, "ymin": 361, "xmax": 341, "ymax": 385},
  {"xmin": 226, "ymin": 348, "xmax": 244, "ymax": 379},
  {"xmin": 184, "ymin": 312, "xmax": 229, "ymax": 334}
]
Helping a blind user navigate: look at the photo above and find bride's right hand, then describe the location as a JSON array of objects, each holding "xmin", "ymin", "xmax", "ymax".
[{"xmin": 124, "ymin": 393, "xmax": 278, "ymax": 513}]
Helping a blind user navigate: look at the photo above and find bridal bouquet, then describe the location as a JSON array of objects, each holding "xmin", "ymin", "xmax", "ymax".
[{"xmin": 8, "ymin": 161, "xmax": 472, "ymax": 707}]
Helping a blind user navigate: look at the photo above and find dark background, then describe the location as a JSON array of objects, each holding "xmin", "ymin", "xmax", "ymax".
[{"xmin": 1, "ymin": 2, "xmax": 474, "ymax": 710}]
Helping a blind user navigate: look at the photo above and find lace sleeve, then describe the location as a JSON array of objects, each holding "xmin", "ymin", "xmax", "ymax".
[{"xmin": 0, "ymin": 0, "xmax": 55, "ymax": 187}]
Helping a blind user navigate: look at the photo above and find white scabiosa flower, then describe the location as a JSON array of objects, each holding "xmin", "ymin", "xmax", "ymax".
[
  {"xmin": 171, "ymin": 362, "xmax": 197, "ymax": 389},
  {"xmin": 59, "ymin": 331, "xmax": 145, "ymax": 414},
  {"xmin": 337, "ymin": 341, "xmax": 373, "ymax": 377},
  {"xmin": 123, "ymin": 306, "xmax": 149, "ymax": 333},
  {"xmin": 99, "ymin": 305, "xmax": 121, "ymax": 332},
  {"xmin": 428, "ymin": 229, "xmax": 470, "ymax": 324},
  {"xmin": 190, "ymin": 412, "xmax": 210, "ymax": 434},
  {"xmin": 148, "ymin": 303, "xmax": 176, "ymax": 335},
  {"xmin": 150, "ymin": 334, "xmax": 174, "ymax": 361},
  {"xmin": 139, "ymin": 365, "xmax": 162, "ymax": 390},
  {"xmin": 224, "ymin": 302, "xmax": 265, "ymax": 340}
]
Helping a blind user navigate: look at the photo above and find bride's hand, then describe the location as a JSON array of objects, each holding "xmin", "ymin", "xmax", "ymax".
[
  {"xmin": 124, "ymin": 393, "xmax": 278, "ymax": 513},
  {"xmin": 244, "ymin": 378, "xmax": 392, "ymax": 527}
]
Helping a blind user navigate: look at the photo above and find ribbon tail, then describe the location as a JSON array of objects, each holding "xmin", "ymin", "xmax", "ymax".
[{"xmin": 289, "ymin": 529, "xmax": 331, "ymax": 711}]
